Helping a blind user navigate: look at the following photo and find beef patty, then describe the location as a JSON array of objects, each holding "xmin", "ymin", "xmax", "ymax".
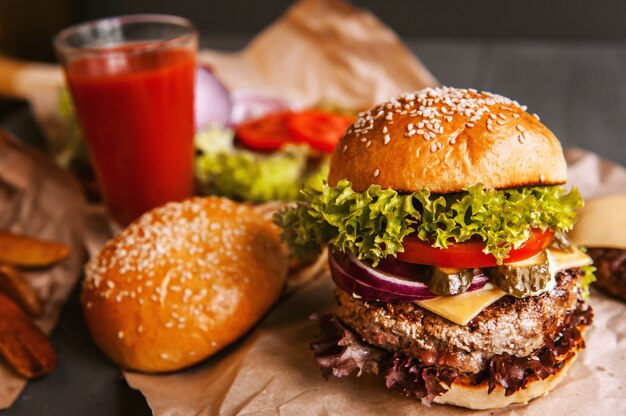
[
  {"xmin": 337, "ymin": 268, "xmax": 587, "ymax": 375},
  {"xmin": 587, "ymin": 248, "xmax": 626, "ymax": 301}
]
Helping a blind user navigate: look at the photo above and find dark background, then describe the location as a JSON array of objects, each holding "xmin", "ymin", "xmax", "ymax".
[
  {"xmin": 0, "ymin": 0, "xmax": 623, "ymax": 119},
  {"xmin": 2, "ymin": 0, "xmax": 626, "ymax": 115},
  {"xmin": 4, "ymin": 0, "xmax": 626, "ymax": 62}
]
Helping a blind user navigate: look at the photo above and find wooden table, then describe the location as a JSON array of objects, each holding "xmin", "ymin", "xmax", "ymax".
[{"xmin": 1, "ymin": 38, "xmax": 624, "ymax": 416}]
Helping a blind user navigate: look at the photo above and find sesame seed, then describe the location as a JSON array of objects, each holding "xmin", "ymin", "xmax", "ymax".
[
  {"xmin": 487, "ymin": 125, "xmax": 494, "ymax": 132},
  {"xmin": 430, "ymin": 143, "xmax": 437, "ymax": 152},
  {"xmin": 518, "ymin": 134, "xmax": 525, "ymax": 144},
  {"xmin": 365, "ymin": 141, "xmax": 371, "ymax": 148},
  {"xmin": 516, "ymin": 125, "xmax": 525, "ymax": 132},
  {"xmin": 343, "ymin": 145, "xmax": 348, "ymax": 152},
  {"xmin": 373, "ymin": 168, "xmax": 380, "ymax": 177},
  {"xmin": 497, "ymin": 120, "xmax": 506, "ymax": 125},
  {"xmin": 513, "ymin": 114, "xmax": 520, "ymax": 118},
  {"xmin": 345, "ymin": 87, "xmax": 527, "ymax": 149},
  {"xmin": 449, "ymin": 138, "xmax": 456, "ymax": 145},
  {"xmin": 383, "ymin": 134, "xmax": 391, "ymax": 144},
  {"xmin": 466, "ymin": 122, "xmax": 474, "ymax": 128},
  {"xmin": 533, "ymin": 113, "xmax": 540, "ymax": 120}
]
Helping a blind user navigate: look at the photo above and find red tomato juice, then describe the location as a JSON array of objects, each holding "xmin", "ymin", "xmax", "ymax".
[{"xmin": 65, "ymin": 47, "xmax": 195, "ymax": 226}]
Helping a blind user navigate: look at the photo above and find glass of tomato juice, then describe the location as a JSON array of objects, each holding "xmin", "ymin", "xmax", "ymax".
[{"xmin": 54, "ymin": 15, "xmax": 197, "ymax": 227}]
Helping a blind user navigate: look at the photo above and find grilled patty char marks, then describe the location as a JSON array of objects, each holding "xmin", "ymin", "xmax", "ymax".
[{"xmin": 337, "ymin": 268, "xmax": 584, "ymax": 374}]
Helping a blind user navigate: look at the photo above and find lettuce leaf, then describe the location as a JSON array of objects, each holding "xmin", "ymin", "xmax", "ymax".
[
  {"xmin": 275, "ymin": 179, "xmax": 583, "ymax": 265},
  {"xmin": 579, "ymin": 264, "xmax": 596, "ymax": 300},
  {"xmin": 195, "ymin": 125, "xmax": 327, "ymax": 202}
]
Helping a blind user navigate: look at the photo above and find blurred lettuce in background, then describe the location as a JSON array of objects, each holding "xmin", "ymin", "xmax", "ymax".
[{"xmin": 195, "ymin": 125, "xmax": 328, "ymax": 202}]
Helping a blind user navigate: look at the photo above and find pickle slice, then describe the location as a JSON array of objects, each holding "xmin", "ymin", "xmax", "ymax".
[
  {"xmin": 489, "ymin": 254, "xmax": 553, "ymax": 298},
  {"xmin": 428, "ymin": 267, "xmax": 474, "ymax": 296}
]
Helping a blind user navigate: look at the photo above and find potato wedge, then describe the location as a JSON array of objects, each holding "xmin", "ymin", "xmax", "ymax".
[
  {"xmin": 0, "ymin": 265, "xmax": 43, "ymax": 317},
  {"xmin": 0, "ymin": 230, "xmax": 70, "ymax": 267},
  {"xmin": 0, "ymin": 292, "xmax": 57, "ymax": 379}
]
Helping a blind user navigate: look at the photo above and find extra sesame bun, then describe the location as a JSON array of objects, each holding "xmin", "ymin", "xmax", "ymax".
[
  {"xmin": 434, "ymin": 351, "xmax": 578, "ymax": 409},
  {"xmin": 82, "ymin": 197, "xmax": 287, "ymax": 373},
  {"xmin": 329, "ymin": 87, "xmax": 567, "ymax": 193}
]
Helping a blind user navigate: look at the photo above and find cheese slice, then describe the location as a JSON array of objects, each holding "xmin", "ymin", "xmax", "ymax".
[
  {"xmin": 414, "ymin": 248, "xmax": 591, "ymax": 326},
  {"xmin": 569, "ymin": 194, "xmax": 626, "ymax": 250},
  {"xmin": 546, "ymin": 247, "xmax": 593, "ymax": 274},
  {"xmin": 415, "ymin": 284, "xmax": 506, "ymax": 326}
]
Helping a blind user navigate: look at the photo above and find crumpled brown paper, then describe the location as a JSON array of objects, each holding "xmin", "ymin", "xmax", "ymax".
[{"xmin": 0, "ymin": 131, "xmax": 85, "ymax": 409}]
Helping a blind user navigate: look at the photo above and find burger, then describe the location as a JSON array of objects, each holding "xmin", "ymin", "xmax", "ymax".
[{"xmin": 276, "ymin": 87, "xmax": 595, "ymax": 409}]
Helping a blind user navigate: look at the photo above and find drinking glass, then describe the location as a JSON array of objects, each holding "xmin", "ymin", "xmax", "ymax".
[{"xmin": 54, "ymin": 15, "xmax": 197, "ymax": 227}]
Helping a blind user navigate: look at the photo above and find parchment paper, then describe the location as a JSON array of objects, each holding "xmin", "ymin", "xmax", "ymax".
[{"xmin": 0, "ymin": 131, "xmax": 85, "ymax": 409}]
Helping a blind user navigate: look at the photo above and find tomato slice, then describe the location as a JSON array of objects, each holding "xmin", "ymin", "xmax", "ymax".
[
  {"xmin": 287, "ymin": 110, "xmax": 354, "ymax": 153},
  {"xmin": 395, "ymin": 229, "xmax": 555, "ymax": 268},
  {"xmin": 235, "ymin": 111, "xmax": 293, "ymax": 151}
]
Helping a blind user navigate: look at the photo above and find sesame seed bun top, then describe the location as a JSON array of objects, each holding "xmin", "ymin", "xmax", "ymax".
[
  {"xmin": 328, "ymin": 87, "xmax": 567, "ymax": 193},
  {"xmin": 81, "ymin": 197, "xmax": 287, "ymax": 372}
]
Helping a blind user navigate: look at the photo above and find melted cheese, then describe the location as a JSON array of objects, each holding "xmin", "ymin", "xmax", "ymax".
[
  {"xmin": 415, "ymin": 284, "xmax": 506, "ymax": 326},
  {"xmin": 569, "ymin": 194, "xmax": 626, "ymax": 250},
  {"xmin": 546, "ymin": 247, "xmax": 593, "ymax": 274},
  {"xmin": 414, "ymin": 248, "xmax": 592, "ymax": 326}
]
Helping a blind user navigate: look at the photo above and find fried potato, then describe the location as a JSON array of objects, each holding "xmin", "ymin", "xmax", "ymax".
[
  {"xmin": 0, "ymin": 265, "xmax": 43, "ymax": 317},
  {"xmin": 0, "ymin": 230, "xmax": 70, "ymax": 267},
  {"xmin": 0, "ymin": 292, "xmax": 57, "ymax": 379}
]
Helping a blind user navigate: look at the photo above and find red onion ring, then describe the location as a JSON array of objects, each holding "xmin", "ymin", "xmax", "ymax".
[
  {"xmin": 195, "ymin": 64, "xmax": 232, "ymax": 130},
  {"xmin": 329, "ymin": 250, "xmax": 490, "ymax": 303},
  {"xmin": 229, "ymin": 91, "xmax": 291, "ymax": 125}
]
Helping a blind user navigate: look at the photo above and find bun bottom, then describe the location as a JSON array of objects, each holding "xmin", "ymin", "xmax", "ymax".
[{"xmin": 434, "ymin": 349, "xmax": 578, "ymax": 410}]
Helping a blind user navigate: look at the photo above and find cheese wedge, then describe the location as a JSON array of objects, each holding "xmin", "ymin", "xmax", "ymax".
[
  {"xmin": 416, "ymin": 284, "xmax": 506, "ymax": 326},
  {"xmin": 569, "ymin": 194, "xmax": 626, "ymax": 250},
  {"xmin": 415, "ymin": 248, "xmax": 592, "ymax": 326}
]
